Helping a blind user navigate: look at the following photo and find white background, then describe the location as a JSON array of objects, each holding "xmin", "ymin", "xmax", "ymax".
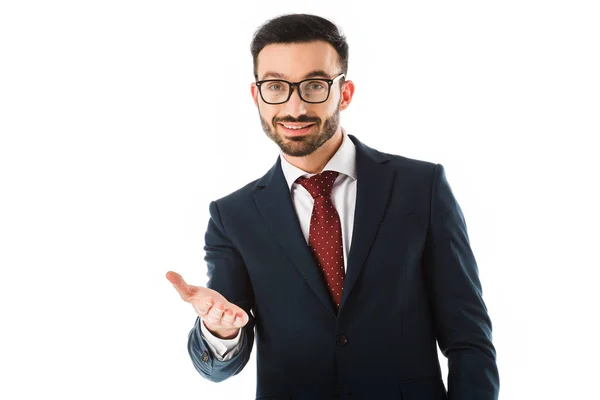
[{"xmin": 1, "ymin": 1, "xmax": 598, "ymax": 399}]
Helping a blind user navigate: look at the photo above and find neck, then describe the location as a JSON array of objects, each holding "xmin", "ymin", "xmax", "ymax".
[{"xmin": 283, "ymin": 127, "xmax": 343, "ymax": 174}]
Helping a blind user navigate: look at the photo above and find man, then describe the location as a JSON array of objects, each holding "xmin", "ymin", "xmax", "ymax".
[{"xmin": 167, "ymin": 13, "xmax": 499, "ymax": 400}]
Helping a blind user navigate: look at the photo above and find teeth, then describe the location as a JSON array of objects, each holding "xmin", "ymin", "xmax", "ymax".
[{"xmin": 282, "ymin": 124, "xmax": 312, "ymax": 130}]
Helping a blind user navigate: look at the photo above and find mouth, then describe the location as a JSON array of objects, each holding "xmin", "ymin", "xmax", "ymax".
[{"xmin": 278, "ymin": 123, "xmax": 316, "ymax": 135}]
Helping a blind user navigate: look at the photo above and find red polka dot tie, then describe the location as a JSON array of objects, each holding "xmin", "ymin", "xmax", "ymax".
[{"xmin": 296, "ymin": 170, "xmax": 345, "ymax": 310}]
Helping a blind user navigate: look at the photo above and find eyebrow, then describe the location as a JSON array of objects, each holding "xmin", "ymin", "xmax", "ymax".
[{"xmin": 260, "ymin": 70, "xmax": 333, "ymax": 80}]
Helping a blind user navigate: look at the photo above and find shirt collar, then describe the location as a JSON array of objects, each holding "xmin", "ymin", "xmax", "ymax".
[{"xmin": 279, "ymin": 127, "xmax": 357, "ymax": 191}]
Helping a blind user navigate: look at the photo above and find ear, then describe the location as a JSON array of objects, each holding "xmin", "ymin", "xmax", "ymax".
[
  {"xmin": 251, "ymin": 82, "xmax": 259, "ymax": 107},
  {"xmin": 338, "ymin": 80, "xmax": 355, "ymax": 111}
]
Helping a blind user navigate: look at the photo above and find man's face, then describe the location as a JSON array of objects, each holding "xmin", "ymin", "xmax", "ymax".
[{"xmin": 251, "ymin": 41, "xmax": 351, "ymax": 157}]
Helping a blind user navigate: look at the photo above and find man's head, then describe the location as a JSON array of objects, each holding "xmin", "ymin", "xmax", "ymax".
[{"xmin": 250, "ymin": 14, "xmax": 354, "ymax": 158}]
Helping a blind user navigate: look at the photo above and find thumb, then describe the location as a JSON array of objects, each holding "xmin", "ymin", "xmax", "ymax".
[{"xmin": 166, "ymin": 271, "xmax": 192, "ymax": 301}]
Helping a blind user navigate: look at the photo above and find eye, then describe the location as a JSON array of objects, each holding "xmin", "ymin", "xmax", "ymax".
[
  {"xmin": 302, "ymin": 81, "xmax": 327, "ymax": 91},
  {"xmin": 266, "ymin": 82, "xmax": 286, "ymax": 91}
]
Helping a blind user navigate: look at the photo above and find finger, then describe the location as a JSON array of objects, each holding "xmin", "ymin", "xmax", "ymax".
[
  {"xmin": 218, "ymin": 303, "xmax": 246, "ymax": 327},
  {"xmin": 166, "ymin": 271, "xmax": 191, "ymax": 300},
  {"xmin": 232, "ymin": 312, "xmax": 244, "ymax": 327},
  {"xmin": 205, "ymin": 302, "xmax": 225, "ymax": 325},
  {"xmin": 221, "ymin": 309, "xmax": 235, "ymax": 327},
  {"xmin": 232, "ymin": 310, "xmax": 248, "ymax": 327}
]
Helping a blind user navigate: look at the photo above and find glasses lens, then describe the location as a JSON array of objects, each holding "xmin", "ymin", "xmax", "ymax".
[
  {"xmin": 299, "ymin": 80, "xmax": 329, "ymax": 103},
  {"xmin": 260, "ymin": 81, "xmax": 291, "ymax": 104}
]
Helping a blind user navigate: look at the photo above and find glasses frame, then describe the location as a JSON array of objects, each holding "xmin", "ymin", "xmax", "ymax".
[{"xmin": 255, "ymin": 73, "xmax": 345, "ymax": 105}]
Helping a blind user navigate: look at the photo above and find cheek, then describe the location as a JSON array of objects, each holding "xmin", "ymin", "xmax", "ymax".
[
  {"xmin": 323, "ymin": 103, "xmax": 337, "ymax": 118},
  {"xmin": 256, "ymin": 102, "xmax": 268, "ymax": 116},
  {"xmin": 259, "ymin": 109, "xmax": 277, "ymax": 126}
]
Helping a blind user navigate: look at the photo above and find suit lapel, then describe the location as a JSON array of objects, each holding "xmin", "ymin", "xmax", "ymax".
[
  {"xmin": 253, "ymin": 134, "xmax": 395, "ymax": 317},
  {"xmin": 340, "ymin": 135, "xmax": 395, "ymax": 311}
]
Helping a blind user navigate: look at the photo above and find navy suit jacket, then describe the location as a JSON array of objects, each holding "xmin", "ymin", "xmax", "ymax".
[{"xmin": 187, "ymin": 134, "xmax": 499, "ymax": 400}]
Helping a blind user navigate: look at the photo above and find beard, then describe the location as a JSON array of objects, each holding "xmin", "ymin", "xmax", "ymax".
[{"xmin": 259, "ymin": 105, "xmax": 340, "ymax": 157}]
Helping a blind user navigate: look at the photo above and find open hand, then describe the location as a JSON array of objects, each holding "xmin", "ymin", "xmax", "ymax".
[{"xmin": 166, "ymin": 271, "xmax": 249, "ymax": 339}]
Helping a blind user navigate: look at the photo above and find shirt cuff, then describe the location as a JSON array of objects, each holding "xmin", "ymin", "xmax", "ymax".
[{"xmin": 200, "ymin": 319, "xmax": 243, "ymax": 358}]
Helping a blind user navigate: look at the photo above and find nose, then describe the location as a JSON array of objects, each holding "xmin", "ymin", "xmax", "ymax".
[{"xmin": 281, "ymin": 84, "xmax": 307, "ymax": 116}]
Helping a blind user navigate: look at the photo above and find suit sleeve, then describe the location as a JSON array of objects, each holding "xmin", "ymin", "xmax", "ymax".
[
  {"xmin": 422, "ymin": 164, "xmax": 500, "ymax": 399},
  {"xmin": 187, "ymin": 200, "xmax": 256, "ymax": 383}
]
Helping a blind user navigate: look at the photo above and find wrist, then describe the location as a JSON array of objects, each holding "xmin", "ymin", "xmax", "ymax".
[
  {"xmin": 215, "ymin": 328, "xmax": 240, "ymax": 340},
  {"xmin": 203, "ymin": 320, "xmax": 240, "ymax": 339}
]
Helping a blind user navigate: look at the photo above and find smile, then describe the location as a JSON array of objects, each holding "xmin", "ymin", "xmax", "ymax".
[{"xmin": 278, "ymin": 123, "xmax": 315, "ymax": 135}]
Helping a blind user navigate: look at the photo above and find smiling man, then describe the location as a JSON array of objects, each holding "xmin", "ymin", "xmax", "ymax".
[
  {"xmin": 253, "ymin": 41, "xmax": 350, "ymax": 171},
  {"xmin": 167, "ymin": 13, "xmax": 499, "ymax": 400}
]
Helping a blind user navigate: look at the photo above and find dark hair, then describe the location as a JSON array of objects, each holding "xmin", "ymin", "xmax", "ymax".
[{"xmin": 250, "ymin": 13, "xmax": 349, "ymax": 82}]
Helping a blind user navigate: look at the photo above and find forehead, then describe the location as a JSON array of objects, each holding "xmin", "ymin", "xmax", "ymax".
[{"xmin": 257, "ymin": 40, "xmax": 340, "ymax": 80}]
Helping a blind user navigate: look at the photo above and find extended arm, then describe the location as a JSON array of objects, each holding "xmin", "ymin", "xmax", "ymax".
[{"xmin": 187, "ymin": 200, "xmax": 256, "ymax": 383}]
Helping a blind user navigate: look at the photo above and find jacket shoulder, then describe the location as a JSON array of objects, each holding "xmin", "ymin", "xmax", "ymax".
[
  {"xmin": 378, "ymin": 149, "xmax": 439, "ymax": 182},
  {"xmin": 210, "ymin": 176, "xmax": 262, "ymax": 208}
]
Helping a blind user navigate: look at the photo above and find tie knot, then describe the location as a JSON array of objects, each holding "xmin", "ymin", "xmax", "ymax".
[{"xmin": 296, "ymin": 170, "xmax": 340, "ymax": 199}]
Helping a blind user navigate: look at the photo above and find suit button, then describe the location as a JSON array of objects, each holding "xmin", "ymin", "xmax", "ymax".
[
  {"xmin": 336, "ymin": 334, "xmax": 348, "ymax": 346},
  {"xmin": 201, "ymin": 351, "xmax": 209, "ymax": 363}
]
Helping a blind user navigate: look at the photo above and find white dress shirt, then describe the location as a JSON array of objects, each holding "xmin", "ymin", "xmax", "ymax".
[{"xmin": 200, "ymin": 127, "xmax": 358, "ymax": 361}]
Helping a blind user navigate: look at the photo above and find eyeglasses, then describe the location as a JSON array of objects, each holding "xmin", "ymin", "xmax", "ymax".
[{"xmin": 255, "ymin": 73, "xmax": 345, "ymax": 105}]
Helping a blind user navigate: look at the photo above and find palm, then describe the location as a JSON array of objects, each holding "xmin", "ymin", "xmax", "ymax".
[{"xmin": 166, "ymin": 271, "xmax": 249, "ymax": 329}]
